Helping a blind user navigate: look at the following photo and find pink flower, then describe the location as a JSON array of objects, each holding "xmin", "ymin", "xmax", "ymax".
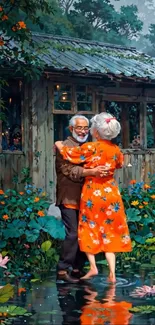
[
  {"xmin": 24, "ymin": 244, "xmax": 30, "ymax": 249},
  {"xmin": 130, "ymin": 285, "xmax": 155, "ymax": 298},
  {"xmin": 0, "ymin": 254, "xmax": 9, "ymax": 269}
]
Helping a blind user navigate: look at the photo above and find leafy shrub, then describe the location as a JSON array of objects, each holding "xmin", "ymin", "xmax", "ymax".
[
  {"xmin": 0, "ymin": 185, "xmax": 65, "ymax": 276},
  {"xmin": 118, "ymin": 174, "xmax": 155, "ymax": 269}
]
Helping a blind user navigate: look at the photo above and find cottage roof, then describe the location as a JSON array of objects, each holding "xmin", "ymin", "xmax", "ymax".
[{"xmin": 33, "ymin": 33, "xmax": 155, "ymax": 81}]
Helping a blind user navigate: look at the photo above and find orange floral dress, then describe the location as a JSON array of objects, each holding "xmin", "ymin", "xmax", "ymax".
[{"xmin": 61, "ymin": 140, "xmax": 132, "ymax": 254}]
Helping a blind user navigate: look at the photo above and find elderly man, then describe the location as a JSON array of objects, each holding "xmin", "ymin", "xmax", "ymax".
[{"xmin": 56, "ymin": 115, "xmax": 106, "ymax": 283}]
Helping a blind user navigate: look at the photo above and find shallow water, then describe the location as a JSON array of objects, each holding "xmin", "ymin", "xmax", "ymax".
[{"xmin": 1, "ymin": 270, "xmax": 155, "ymax": 325}]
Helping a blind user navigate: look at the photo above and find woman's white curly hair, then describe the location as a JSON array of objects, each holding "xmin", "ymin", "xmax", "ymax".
[{"xmin": 90, "ymin": 112, "xmax": 121, "ymax": 140}]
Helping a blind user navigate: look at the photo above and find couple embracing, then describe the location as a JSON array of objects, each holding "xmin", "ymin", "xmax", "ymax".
[{"xmin": 55, "ymin": 112, "xmax": 132, "ymax": 284}]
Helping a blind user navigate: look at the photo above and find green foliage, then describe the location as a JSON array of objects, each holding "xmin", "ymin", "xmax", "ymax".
[
  {"xmin": 0, "ymin": 284, "xmax": 14, "ymax": 303},
  {"xmin": 129, "ymin": 305, "xmax": 155, "ymax": 314},
  {"xmin": 0, "ymin": 305, "xmax": 31, "ymax": 316},
  {"xmin": 0, "ymin": 0, "xmax": 54, "ymax": 81},
  {"xmin": 117, "ymin": 175, "xmax": 155, "ymax": 269},
  {"xmin": 0, "ymin": 171, "xmax": 65, "ymax": 276},
  {"xmin": 69, "ymin": 1, "xmax": 143, "ymax": 43}
]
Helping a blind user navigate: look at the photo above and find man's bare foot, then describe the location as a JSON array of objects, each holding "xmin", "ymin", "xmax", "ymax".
[
  {"xmin": 108, "ymin": 272, "xmax": 116, "ymax": 283},
  {"xmin": 80, "ymin": 268, "xmax": 98, "ymax": 280}
]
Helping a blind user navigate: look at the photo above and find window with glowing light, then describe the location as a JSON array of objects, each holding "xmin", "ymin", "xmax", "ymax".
[
  {"xmin": 76, "ymin": 86, "xmax": 93, "ymax": 111},
  {"xmin": 1, "ymin": 80, "xmax": 22, "ymax": 151},
  {"xmin": 54, "ymin": 84, "xmax": 72, "ymax": 111}
]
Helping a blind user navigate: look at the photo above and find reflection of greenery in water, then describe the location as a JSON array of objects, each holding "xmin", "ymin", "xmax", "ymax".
[{"xmin": 0, "ymin": 271, "xmax": 154, "ymax": 325}]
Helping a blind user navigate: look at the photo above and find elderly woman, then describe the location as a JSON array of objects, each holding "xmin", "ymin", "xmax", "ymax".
[{"xmin": 55, "ymin": 112, "xmax": 132, "ymax": 282}]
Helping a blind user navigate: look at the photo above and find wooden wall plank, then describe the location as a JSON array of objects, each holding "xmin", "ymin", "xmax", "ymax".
[
  {"xmin": 140, "ymin": 102, "xmax": 147, "ymax": 148},
  {"xmin": 45, "ymin": 81, "xmax": 54, "ymax": 201},
  {"xmin": 121, "ymin": 103, "xmax": 130, "ymax": 148}
]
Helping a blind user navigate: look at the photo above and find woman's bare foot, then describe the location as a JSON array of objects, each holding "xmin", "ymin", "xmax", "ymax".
[
  {"xmin": 108, "ymin": 272, "xmax": 116, "ymax": 283},
  {"xmin": 80, "ymin": 268, "xmax": 98, "ymax": 280}
]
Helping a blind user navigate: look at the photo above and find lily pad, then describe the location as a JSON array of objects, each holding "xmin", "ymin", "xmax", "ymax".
[
  {"xmin": 0, "ymin": 284, "xmax": 14, "ymax": 303},
  {"xmin": 0, "ymin": 305, "xmax": 32, "ymax": 316}
]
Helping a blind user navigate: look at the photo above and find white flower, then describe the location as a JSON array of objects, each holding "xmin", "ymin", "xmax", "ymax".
[
  {"xmin": 93, "ymin": 190, "xmax": 102, "ymax": 196},
  {"xmin": 103, "ymin": 238, "xmax": 111, "ymax": 244},
  {"xmin": 106, "ymin": 210, "xmax": 112, "ymax": 216},
  {"xmin": 93, "ymin": 240, "xmax": 100, "ymax": 245},
  {"xmin": 100, "ymin": 227, "xmax": 104, "ymax": 233},
  {"xmin": 104, "ymin": 187, "xmax": 112, "ymax": 193},
  {"xmin": 118, "ymin": 225, "xmax": 124, "ymax": 229},
  {"xmin": 104, "ymin": 163, "xmax": 111, "ymax": 169},
  {"xmin": 122, "ymin": 235, "xmax": 130, "ymax": 244},
  {"xmin": 94, "ymin": 214, "xmax": 99, "ymax": 219},
  {"xmin": 92, "ymin": 156, "xmax": 101, "ymax": 162}
]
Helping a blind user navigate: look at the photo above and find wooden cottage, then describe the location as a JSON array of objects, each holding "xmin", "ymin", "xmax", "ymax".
[{"xmin": 1, "ymin": 33, "xmax": 155, "ymax": 201}]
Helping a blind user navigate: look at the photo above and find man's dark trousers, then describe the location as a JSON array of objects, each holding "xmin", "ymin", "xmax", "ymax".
[{"xmin": 57, "ymin": 205, "xmax": 86, "ymax": 271}]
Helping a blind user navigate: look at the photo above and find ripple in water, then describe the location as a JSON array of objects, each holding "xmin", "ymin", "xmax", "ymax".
[{"xmin": 92, "ymin": 276, "xmax": 136, "ymax": 287}]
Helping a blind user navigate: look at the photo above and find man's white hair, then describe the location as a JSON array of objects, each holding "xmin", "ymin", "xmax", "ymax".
[
  {"xmin": 69, "ymin": 115, "xmax": 89, "ymax": 127},
  {"xmin": 90, "ymin": 112, "xmax": 121, "ymax": 140}
]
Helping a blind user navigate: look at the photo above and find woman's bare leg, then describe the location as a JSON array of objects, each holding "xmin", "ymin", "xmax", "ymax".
[
  {"xmin": 81, "ymin": 253, "xmax": 98, "ymax": 280},
  {"xmin": 105, "ymin": 252, "xmax": 116, "ymax": 283}
]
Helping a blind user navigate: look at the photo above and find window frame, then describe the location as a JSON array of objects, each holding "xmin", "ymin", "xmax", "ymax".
[
  {"xmin": 99, "ymin": 98, "xmax": 155, "ymax": 150},
  {"xmin": 0, "ymin": 80, "xmax": 23, "ymax": 154},
  {"xmin": 52, "ymin": 83, "xmax": 97, "ymax": 115}
]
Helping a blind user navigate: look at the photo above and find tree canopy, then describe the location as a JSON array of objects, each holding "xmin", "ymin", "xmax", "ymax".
[{"xmin": 0, "ymin": 0, "xmax": 54, "ymax": 80}]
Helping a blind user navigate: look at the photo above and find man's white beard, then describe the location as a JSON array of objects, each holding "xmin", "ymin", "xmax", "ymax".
[{"xmin": 72, "ymin": 130, "xmax": 88, "ymax": 143}]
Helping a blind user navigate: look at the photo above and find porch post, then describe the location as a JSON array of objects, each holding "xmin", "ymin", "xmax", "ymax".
[
  {"xmin": 121, "ymin": 103, "xmax": 130, "ymax": 148},
  {"xmin": 140, "ymin": 101, "xmax": 147, "ymax": 149}
]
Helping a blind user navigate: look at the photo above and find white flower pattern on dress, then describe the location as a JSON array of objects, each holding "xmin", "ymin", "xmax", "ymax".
[
  {"xmin": 92, "ymin": 156, "xmax": 101, "ymax": 162},
  {"xmin": 103, "ymin": 238, "xmax": 111, "ymax": 244},
  {"xmin": 104, "ymin": 163, "xmax": 111, "ymax": 169},
  {"xmin": 93, "ymin": 240, "xmax": 100, "ymax": 245},
  {"xmin": 104, "ymin": 187, "xmax": 112, "ymax": 193},
  {"xmin": 122, "ymin": 235, "xmax": 130, "ymax": 244},
  {"xmin": 106, "ymin": 210, "xmax": 112, "ymax": 216},
  {"xmin": 93, "ymin": 190, "xmax": 102, "ymax": 196}
]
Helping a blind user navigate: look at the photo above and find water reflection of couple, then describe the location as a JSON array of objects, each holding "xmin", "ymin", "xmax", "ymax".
[
  {"xmin": 57, "ymin": 283, "xmax": 132, "ymax": 325},
  {"xmin": 55, "ymin": 112, "xmax": 132, "ymax": 283}
]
